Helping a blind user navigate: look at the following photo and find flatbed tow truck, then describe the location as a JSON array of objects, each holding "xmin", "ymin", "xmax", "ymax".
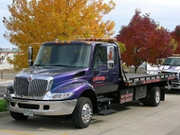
[{"xmin": 4, "ymin": 38, "xmax": 176, "ymax": 128}]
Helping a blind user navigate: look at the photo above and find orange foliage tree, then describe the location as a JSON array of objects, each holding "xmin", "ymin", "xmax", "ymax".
[
  {"xmin": 116, "ymin": 9, "xmax": 173, "ymax": 73},
  {"xmin": 171, "ymin": 25, "xmax": 180, "ymax": 54},
  {"xmin": 3, "ymin": 0, "xmax": 115, "ymax": 70}
]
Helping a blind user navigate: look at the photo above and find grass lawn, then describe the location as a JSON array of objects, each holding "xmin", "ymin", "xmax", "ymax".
[{"xmin": 0, "ymin": 100, "xmax": 7, "ymax": 112}]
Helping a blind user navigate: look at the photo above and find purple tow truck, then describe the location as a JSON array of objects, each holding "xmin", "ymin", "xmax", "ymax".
[{"xmin": 4, "ymin": 38, "xmax": 176, "ymax": 128}]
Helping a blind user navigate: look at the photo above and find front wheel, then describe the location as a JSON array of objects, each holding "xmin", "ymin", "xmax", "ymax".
[
  {"xmin": 10, "ymin": 111, "xmax": 29, "ymax": 120},
  {"xmin": 72, "ymin": 97, "xmax": 93, "ymax": 128}
]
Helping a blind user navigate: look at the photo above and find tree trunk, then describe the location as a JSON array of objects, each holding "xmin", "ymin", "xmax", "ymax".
[{"xmin": 134, "ymin": 66, "xmax": 138, "ymax": 73}]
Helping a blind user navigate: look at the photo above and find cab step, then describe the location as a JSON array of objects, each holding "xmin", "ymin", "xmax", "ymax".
[{"xmin": 97, "ymin": 96, "xmax": 116, "ymax": 115}]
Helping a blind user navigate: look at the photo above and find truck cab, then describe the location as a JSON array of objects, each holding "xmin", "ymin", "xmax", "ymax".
[
  {"xmin": 159, "ymin": 54, "xmax": 180, "ymax": 89},
  {"xmin": 31, "ymin": 38, "xmax": 120, "ymax": 96},
  {"xmin": 4, "ymin": 38, "xmax": 122, "ymax": 128}
]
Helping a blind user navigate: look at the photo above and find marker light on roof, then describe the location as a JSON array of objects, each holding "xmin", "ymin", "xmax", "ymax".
[
  {"xmin": 66, "ymin": 41, "xmax": 71, "ymax": 44},
  {"xmin": 74, "ymin": 38, "xmax": 117, "ymax": 42},
  {"xmin": 55, "ymin": 38, "xmax": 59, "ymax": 44}
]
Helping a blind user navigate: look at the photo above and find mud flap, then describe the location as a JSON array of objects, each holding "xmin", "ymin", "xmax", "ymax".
[{"xmin": 160, "ymin": 88, "xmax": 165, "ymax": 101}]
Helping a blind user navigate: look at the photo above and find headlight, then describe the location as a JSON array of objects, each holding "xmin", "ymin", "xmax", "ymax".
[
  {"xmin": 4, "ymin": 88, "xmax": 10, "ymax": 98},
  {"xmin": 43, "ymin": 91, "xmax": 74, "ymax": 100},
  {"xmin": 177, "ymin": 71, "xmax": 180, "ymax": 80}
]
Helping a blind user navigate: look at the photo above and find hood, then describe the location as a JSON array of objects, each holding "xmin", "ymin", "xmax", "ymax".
[
  {"xmin": 160, "ymin": 65, "xmax": 180, "ymax": 73},
  {"xmin": 16, "ymin": 66, "xmax": 87, "ymax": 85}
]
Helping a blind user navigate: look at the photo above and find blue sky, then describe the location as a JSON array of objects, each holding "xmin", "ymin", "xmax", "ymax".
[{"xmin": 0, "ymin": 0, "xmax": 180, "ymax": 48}]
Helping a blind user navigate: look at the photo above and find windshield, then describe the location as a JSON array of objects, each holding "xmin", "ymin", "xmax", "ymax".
[
  {"xmin": 34, "ymin": 43, "xmax": 91, "ymax": 68},
  {"xmin": 163, "ymin": 57, "xmax": 180, "ymax": 66}
]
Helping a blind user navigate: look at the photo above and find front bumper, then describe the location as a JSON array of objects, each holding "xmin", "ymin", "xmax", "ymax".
[
  {"xmin": 165, "ymin": 80, "xmax": 180, "ymax": 90},
  {"xmin": 4, "ymin": 97, "xmax": 77, "ymax": 116}
]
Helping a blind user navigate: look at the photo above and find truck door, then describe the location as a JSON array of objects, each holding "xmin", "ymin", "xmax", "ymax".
[{"xmin": 92, "ymin": 44, "xmax": 119, "ymax": 95}]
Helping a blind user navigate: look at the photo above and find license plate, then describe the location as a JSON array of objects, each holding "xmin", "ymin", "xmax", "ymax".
[{"xmin": 23, "ymin": 109, "xmax": 34, "ymax": 116}]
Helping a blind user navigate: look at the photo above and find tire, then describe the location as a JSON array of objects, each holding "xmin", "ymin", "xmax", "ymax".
[
  {"xmin": 10, "ymin": 111, "xmax": 29, "ymax": 121},
  {"xmin": 72, "ymin": 97, "xmax": 93, "ymax": 128},
  {"xmin": 149, "ymin": 86, "xmax": 161, "ymax": 106},
  {"xmin": 140, "ymin": 96, "xmax": 150, "ymax": 106}
]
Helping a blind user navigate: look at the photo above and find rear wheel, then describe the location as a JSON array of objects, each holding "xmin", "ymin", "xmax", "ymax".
[
  {"xmin": 149, "ymin": 86, "xmax": 161, "ymax": 106},
  {"xmin": 140, "ymin": 86, "xmax": 160, "ymax": 106},
  {"xmin": 10, "ymin": 111, "xmax": 29, "ymax": 121},
  {"xmin": 72, "ymin": 97, "xmax": 93, "ymax": 128}
]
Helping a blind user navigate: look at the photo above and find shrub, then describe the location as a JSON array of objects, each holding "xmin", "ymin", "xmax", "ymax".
[{"xmin": 0, "ymin": 100, "xmax": 7, "ymax": 112}]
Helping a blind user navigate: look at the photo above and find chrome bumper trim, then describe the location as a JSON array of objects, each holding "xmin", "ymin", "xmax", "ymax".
[{"xmin": 5, "ymin": 98, "xmax": 77, "ymax": 116}]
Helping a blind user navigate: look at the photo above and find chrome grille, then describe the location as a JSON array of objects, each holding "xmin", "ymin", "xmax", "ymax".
[{"xmin": 14, "ymin": 77, "xmax": 48, "ymax": 97}]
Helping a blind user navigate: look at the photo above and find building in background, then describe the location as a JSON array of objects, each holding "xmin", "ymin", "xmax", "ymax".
[{"xmin": 0, "ymin": 47, "xmax": 18, "ymax": 70}]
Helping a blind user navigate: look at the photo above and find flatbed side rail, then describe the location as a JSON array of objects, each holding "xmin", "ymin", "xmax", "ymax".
[{"xmin": 126, "ymin": 73, "xmax": 176, "ymax": 86}]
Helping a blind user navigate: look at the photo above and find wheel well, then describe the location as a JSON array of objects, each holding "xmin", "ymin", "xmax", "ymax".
[{"xmin": 80, "ymin": 89, "xmax": 97, "ymax": 113}]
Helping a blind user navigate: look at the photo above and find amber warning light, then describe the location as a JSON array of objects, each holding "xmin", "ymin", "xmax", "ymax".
[{"xmin": 74, "ymin": 38, "xmax": 117, "ymax": 42}]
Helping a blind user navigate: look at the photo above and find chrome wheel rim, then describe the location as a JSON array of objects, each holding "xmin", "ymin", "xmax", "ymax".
[
  {"xmin": 155, "ymin": 90, "xmax": 160, "ymax": 103},
  {"xmin": 81, "ymin": 103, "xmax": 92, "ymax": 124}
]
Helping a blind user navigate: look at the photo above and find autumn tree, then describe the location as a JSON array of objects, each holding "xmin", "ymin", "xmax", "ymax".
[
  {"xmin": 116, "ymin": 9, "xmax": 173, "ymax": 73},
  {"xmin": 3, "ymin": 0, "xmax": 115, "ymax": 70},
  {"xmin": 171, "ymin": 25, "xmax": 180, "ymax": 54}
]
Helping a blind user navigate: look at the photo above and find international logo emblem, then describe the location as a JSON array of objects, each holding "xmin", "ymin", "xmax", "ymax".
[{"xmin": 27, "ymin": 75, "xmax": 34, "ymax": 82}]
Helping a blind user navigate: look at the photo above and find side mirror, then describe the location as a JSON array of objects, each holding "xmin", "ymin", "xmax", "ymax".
[
  {"xmin": 107, "ymin": 46, "xmax": 115, "ymax": 69},
  {"xmin": 107, "ymin": 61, "xmax": 114, "ymax": 69},
  {"xmin": 28, "ymin": 47, "xmax": 33, "ymax": 66}
]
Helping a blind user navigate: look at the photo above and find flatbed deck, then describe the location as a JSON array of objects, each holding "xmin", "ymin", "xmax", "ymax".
[{"xmin": 124, "ymin": 73, "xmax": 176, "ymax": 86}]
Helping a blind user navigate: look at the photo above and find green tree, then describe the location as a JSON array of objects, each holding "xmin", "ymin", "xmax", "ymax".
[
  {"xmin": 117, "ymin": 42, "xmax": 126, "ymax": 53},
  {"xmin": 3, "ymin": 0, "xmax": 116, "ymax": 70}
]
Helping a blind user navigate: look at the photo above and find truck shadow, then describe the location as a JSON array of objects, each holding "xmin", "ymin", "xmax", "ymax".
[
  {"xmin": 5, "ymin": 102, "xmax": 143, "ymax": 131},
  {"xmin": 165, "ymin": 89, "xmax": 180, "ymax": 95},
  {"xmin": 110, "ymin": 101, "xmax": 144, "ymax": 110},
  {"xmin": 7, "ymin": 115, "xmax": 75, "ymax": 130}
]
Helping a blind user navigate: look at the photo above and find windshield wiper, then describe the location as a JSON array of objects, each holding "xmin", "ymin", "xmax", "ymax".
[
  {"xmin": 51, "ymin": 64, "xmax": 69, "ymax": 67},
  {"xmin": 33, "ymin": 64, "xmax": 46, "ymax": 66}
]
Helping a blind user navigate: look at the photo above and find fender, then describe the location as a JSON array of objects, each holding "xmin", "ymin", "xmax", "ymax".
[
  {"xmin": 51, "ymin": 79, "xmax": 95, "ymax": 99},
  {"xmin": 4, "ymin": 82, "xmax": 14, "ymax": 100}
]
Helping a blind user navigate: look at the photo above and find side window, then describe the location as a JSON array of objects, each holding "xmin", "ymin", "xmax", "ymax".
[{"xmin": 93, "ymin": 46, "xmax": 107, "ymax": 69}]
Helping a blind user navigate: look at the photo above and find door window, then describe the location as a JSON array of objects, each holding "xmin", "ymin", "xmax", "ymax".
[{"xmin": 93, "ymin": 46, "xmax": 107, "ymax": 69}]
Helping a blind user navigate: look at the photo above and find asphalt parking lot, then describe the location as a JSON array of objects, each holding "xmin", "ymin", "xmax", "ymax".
[{"xmin": 1, "ymin": 91, "xmax": 180, "ymax": 135}]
